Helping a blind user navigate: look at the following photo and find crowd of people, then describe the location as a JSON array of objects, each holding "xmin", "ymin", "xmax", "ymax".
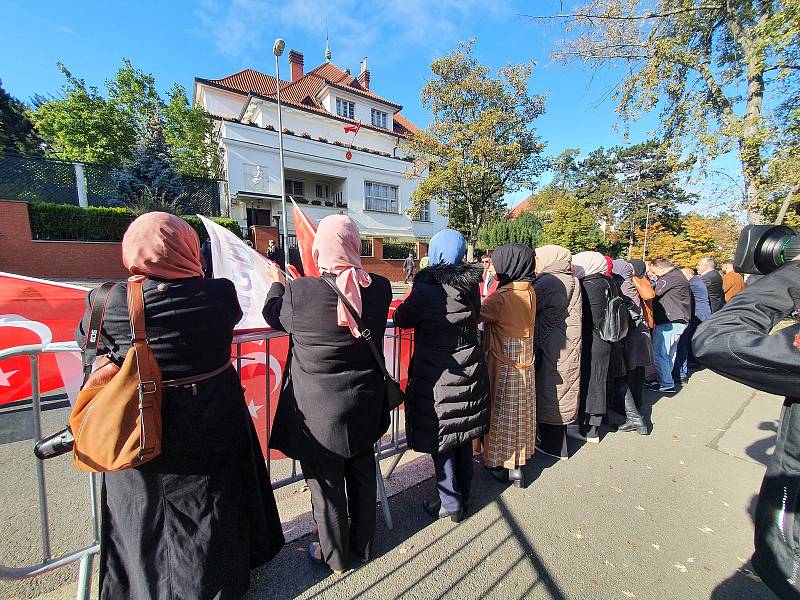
[{"xmin": 79, "ymin": 211, "xmax": 751, "ymax": 596}]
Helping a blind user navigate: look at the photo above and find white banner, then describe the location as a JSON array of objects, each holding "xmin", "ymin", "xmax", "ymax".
[{"xmin": 199, "ymin": 216, "xmax": 279, "ymax": 329}]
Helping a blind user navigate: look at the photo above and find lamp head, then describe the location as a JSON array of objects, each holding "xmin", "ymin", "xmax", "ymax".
[{"xmin": 273, "ymin": 39, "xmax": 285, "ymax": 56}]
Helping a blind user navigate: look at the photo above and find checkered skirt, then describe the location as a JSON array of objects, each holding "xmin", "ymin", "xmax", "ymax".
[{"xmin": 483, "ymin": 336, "xmax": 536, "ymax": 469}]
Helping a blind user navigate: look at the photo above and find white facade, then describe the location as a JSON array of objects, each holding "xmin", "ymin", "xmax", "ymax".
[{"xmin": 195, "ymin": 79, "xmax": 444, "ymax": 242}]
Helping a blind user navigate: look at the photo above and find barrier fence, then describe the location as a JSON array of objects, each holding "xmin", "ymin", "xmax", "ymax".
[{"xmin": 0, "ymin": 324, "xmax": 414, "ymax": 600}]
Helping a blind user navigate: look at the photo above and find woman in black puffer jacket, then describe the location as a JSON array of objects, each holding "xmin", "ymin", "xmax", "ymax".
[{"xmin": 394, "ymin": 229, "xmax": 490, "ymax": 523}]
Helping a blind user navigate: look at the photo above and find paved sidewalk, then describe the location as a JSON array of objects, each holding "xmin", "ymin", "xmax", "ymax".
[{"xmin": 245, "ymin": 370, "xmax": 781, "ymax": 600}]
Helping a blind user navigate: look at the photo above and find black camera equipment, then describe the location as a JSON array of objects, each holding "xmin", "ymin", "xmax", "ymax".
[
  {"xmin": 33, "ymin": 426, "xmax": 74, "ymax": 460},
  {"xmin": 734, "ymin": 225, "xmax": 800, "ymax": 275}
]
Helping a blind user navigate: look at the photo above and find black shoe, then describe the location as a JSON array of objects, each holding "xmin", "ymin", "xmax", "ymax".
[
  {"xmin": 423, "ymin": 499, "xmax": 463, "ymax": 523},
  {"xmin": 484, "ymin": 465, "xmax": 509, "ymax": 482},
  {"xmin": 508, "ymin": 468, "xmax": 525, "ymax": 488},
  {"xmin": 617, "ymin": 419, "xmax": 649, "ymax": 435}
]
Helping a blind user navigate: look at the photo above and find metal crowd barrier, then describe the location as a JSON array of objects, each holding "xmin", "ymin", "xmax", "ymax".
[{"xmin": 0, "ymin": 324, "xmax": 414, "ymax": 600}]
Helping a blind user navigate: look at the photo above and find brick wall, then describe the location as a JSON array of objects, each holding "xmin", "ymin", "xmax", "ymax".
[
  {"xmin": 250, "ymin": 225, "xmax": 279, "ymax": 255},
  {"xmin": 0, "ymin": 200, "xmax": 128, "ymax": 279}
]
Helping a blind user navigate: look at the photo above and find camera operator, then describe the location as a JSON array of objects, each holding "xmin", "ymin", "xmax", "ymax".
[{"xmin": 693, "ymin": 254, "xmax": 800, "ymax": 599}]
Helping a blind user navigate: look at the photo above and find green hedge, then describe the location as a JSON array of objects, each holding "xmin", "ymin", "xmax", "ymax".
[
  {"xmin": 28, "ymin": 202, "xmax": 242, "ymax": 242},
  {"xmin": 382, "ymin": 238, "xmax": 417, "ymax": 259}
]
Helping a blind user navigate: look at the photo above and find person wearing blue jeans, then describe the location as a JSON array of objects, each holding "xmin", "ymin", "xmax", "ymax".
[
  {"xmin": 673, "ymin": 268, "xmax": 712, "ymax": 384},
  {"xmin": 646, "ymin": 259, "xmax": 693, "ymax": 394}
]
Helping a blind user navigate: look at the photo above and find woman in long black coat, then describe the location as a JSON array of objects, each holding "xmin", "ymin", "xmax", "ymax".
[
  {"xmin": 263, "ymin": 215, "xmax": 392, "ymax": 575},
  {"xmin": 394, "ymin": 229, "xmax": 490, "ymax": 522},
  {"xmin": 76, "ymin": 212, "xmax": 284, "ymax": 600},
  {"xmin": 570, "ymin": 251, "xmax": 615, "ymax": 444}
]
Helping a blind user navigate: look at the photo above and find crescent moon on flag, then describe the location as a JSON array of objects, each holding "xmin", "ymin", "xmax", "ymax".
[
  {"xmin": 240, "ymin": 351, "xmax": 282, "ymax": 395},
  {"xmin": 0, "ymin": 314, "xmax": 54, "ymax": 346}
]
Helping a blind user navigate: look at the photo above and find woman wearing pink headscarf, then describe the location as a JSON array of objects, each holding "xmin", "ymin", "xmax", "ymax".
[
  {"xmin": 264, "ymin": 215, "xmax": 392, "ymax": 575},
  {"xmin": 77, "ymin": 212, "xmax": 284, "ymax": 599}
]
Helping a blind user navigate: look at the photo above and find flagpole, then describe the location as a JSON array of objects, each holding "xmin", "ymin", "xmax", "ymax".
[{"xmin": 273, "ymin": 39, "xmax": 289, "ymax": 258}]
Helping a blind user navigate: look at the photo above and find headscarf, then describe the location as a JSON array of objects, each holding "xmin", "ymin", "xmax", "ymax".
[
  {"xmin": 122, "ymin": 212, "xmax": 204, "ymax": 280},
  {"xmin": 535, "ymin": 244, "xmax": 571, "ymax": 274},
  {"xmin": 612, "ymin": 259, "xmax": 634, "ymax": 280},
  {"xmin": 428, "ymin": 229, "xmax": 466, "ymax": 265},
  {"xmin": 491, "ymin": 244, "xmax": 536, "ymax": 286},
  {"xmin": 629, "ymin": 259, "xmax": 647, "ymax": 278},
  {"xmin": 312, "ymin": 215, "xmax": 372, "ymax": 338},
  {"xmin": 604, "ymin": 255, "xmax": 614, "ymax": 277},
  {"xmin": 572, "ymin": 251, "xmax": 608, "ymax": 280}
]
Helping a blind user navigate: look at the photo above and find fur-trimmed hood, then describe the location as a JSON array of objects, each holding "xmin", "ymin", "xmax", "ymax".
[{"xmin": 412, "ymin": 262, "xmax": 482, "ymax": 290}]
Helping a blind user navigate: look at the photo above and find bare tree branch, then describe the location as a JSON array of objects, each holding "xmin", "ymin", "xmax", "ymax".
[{"xmin": 524, "ymin": 6, "xmax": 723, "ymax": 22}]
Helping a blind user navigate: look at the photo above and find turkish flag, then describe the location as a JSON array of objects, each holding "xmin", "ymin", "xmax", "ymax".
[
  {"xmin": 343, "ymin": 120, "xmax": 361, "ymax": 135},
  {"xmin": 291, "ymin": 199, "xmax": 320, "ymax": 277},
  {"xmin": 0, "ymin": 273, "xmax": 88, "ymax": 406}
]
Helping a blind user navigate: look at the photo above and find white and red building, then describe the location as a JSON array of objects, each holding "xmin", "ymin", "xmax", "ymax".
[{"xmin": 194, "ymin": 48, "xmax": 443, "ymax": 256}]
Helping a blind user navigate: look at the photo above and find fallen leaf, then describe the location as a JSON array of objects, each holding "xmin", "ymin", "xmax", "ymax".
[
  {"xmin": 687, "ymin": 557, "xmax": 696, "ymax": 563},
  {"xmin": 591, "ymin": 580, "xmax": 599, "ymax": 588},
  {"xmin": 707, "ymin": 490, "xmax": 714, "ymax": 495},
  {"xmin": 604, "ymin": 560, "xmax": 616, "ymax": 567},
  {"xmin": 674, "ymin": 564, "xmax": 689, "ymax": 573},
  {"xmin": 472, "ymin": 558, "xmax": 480, "ymax": 566},
  {"xmin": 399, "ymin": 544, "xmax": 414, "ymax": 555},
  {"xmin": 610, "ymin": 486, "xmax": 624, "ymax": 494},
  {"xmin": 652, "ymin": 544, "xmax": 661, "ymax": 551},
  {"xmin": 679, "ymin": 460, "xmax": 687, "ymax": 466},
  {"xmin": 636, "ymin": 505, "xmax": 645, "ymax": 511},
  {"xmin": 704, "ymin": 565, "xmax": 712, "ymax": 572},
  {"xmin": 569, "ymin": 529, "xmax": 584, "ymax": 540},
  {"xmin": 622, "ymin": 591, "xmax": 636, "ymax": 598},
  {"xmin": 722, "ymin": 501, "xmax": 730, "ymax": 507},
  {"xmin": 672, "ymin": 435, "xmax": 680, "ymax": 442},
  {"xmin": 646, "ymin": 465, "xmax": 653, "ymax": 470},
  {"xmin": 675, "ymin": 416, "xmax": 685, "ymax": 420}
]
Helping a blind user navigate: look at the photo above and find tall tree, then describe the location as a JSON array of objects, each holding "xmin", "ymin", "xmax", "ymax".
[
  {"xmin": 478, "ymin": 211, "xmax": 544, "ymax": 250},
  {"xmin": 530, "ymin": 1, "xmax": 800, "ymax": 222},
  {"xmin": 0, "ymin": 79, "xmax": 44, "ymax": 156},
  {"xmin": 163, "ymin": 84, "xmax": 220, "ymax": 178},
  {"xmin": 31, "ymin": 63, "xmax": 136, "ymax": 164},
  {"xmin": 405, "ymin": 39, "xmax": 547, "ymax": 259},
  {"xmin": 541, "ymin": 190, "xmax": 608, "ymax": 253}
]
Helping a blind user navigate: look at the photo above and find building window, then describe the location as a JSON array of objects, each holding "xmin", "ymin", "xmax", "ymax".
[
  {"xmin": 412, "ymin": 201, "xmax": 431, "ymax": 222},
  {"xmin": 364, "ymin": 181, "xmax": 399, "ymax": 213},
  {"xmin": 360, "ymin": 238, "xmax": 374, "ymax": 257},
  {"xmin": 371, "ymin": 109, "xmax": 388, "ymax": 129},
  {"xmin": 285, "ymin": 179, "xmax": 305, "ymax": 202},
  {"xmin": 315, "ymin": 182, "xmax": 330, "ymax": 200},
  {"xmin": 334, "ymin": 191, "xmax": 347, "ymax": 208},
  {"xmin": 336, "ymin": 98, "xmax": 355, "ymax": 119}
]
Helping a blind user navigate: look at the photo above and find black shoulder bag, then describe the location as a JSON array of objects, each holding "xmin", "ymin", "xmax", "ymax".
[{"xmin": 321, "ymin": 276, "xmax": 405, "ymax": 410}]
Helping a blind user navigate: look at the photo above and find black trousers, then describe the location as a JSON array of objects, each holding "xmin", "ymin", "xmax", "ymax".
[
  {"xmin": 300, "ymin": 450, "xmax": 377, "ymax": 572},
  {"xmin": 431, "ymin": 441, "xmax": 473, "ymax": 513}
]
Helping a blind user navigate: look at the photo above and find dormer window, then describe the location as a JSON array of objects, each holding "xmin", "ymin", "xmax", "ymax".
[
  {"xmin": 336, "ymin": 98, "xmax": 355, "ymax": 119},
  {"xmin": 371, "ymin": 109, "xmax": 388, "ymax": 129}
]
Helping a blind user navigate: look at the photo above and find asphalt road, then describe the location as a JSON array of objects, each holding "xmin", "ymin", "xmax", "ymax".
[{"xmin": 0, "ymin": 369, "xmax": 782, "ymax": 600}]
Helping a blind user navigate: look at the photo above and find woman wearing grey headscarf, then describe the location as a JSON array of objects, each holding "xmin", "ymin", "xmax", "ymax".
[{"xmin": 611, "ymin": 259, "xmax": 652, "ymax": 434}]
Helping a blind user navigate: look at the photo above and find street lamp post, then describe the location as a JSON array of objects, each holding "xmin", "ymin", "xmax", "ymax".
[
  {"xmin": 273, "ymin": 38, "xmax": 289, "ymax": 257},
  {"xmin": 642, "ymin": 202, "xmax": 656, "ymax": 260}
]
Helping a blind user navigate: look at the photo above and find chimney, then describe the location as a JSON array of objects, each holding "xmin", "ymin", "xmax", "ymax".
[
  {"xmin": 289, "ymin": 49, "xmax": 304, "ymax": 82},
  {"xmin": 358, "ymin": 57, "xmax": 370, "ymax": 89}
]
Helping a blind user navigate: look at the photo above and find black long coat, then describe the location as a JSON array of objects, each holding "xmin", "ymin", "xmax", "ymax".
[
  {"xmin": 394, "ymin": 263, "xmax": 491, "ymax": 454},
  {"xmin": 578, "ymin": 273, "xmax": 615, "ymax": 417},
  {"xmin": 700, "ymin": 269, "xmax": 725, "ymax": 313},
  {"xmin": 263, "ymin": 274, "xmax": 392, "ymax": 461},
  {"xmin": 77, "ymin": 277, "xmax": 284, "ymax": 600}
]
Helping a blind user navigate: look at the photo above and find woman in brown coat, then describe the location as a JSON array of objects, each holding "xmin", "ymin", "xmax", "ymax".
[
  {"xmin": 478, "ymin": 244, "xmax": 537, "ymax": 488},
  {"xmin": 532, "ymin": 245, "xmax": 583, "ymax": 459}
]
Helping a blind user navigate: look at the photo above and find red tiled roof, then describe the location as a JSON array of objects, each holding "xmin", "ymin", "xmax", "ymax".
[
  {"xmin": 199, "ymin": 61, "xmax": 416, "ymax": 137},
  {"xmin": 509, "ymin": 196, "xmax": 534, "ymax": 219}
]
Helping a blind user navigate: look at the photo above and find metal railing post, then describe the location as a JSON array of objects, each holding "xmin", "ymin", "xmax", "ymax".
[{"xmin": 29, "ymin": 354, "xmax": 52, "ymax": 561}]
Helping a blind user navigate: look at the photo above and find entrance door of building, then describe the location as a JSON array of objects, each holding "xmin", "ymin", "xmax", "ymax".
[{"xmin": 246, "ymin": 208, "xmax": 272, "ymax": 229}]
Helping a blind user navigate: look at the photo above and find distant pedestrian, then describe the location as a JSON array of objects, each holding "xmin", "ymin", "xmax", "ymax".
[
  {"xmin": 646, "ymin": 258, "xmax": 693, "ymax": 394},
  {"xmin": 265, "ymin": 239, "xmax": 285, "ymax": 271},
  {"xmin": 533, "ymin": 245, "xmax": 582, "ymax": 459},
  {"xmin": 697, "ymin": 256, "xmax": 724, "ymax": 312},
  {"xmin": 394, "ymin": 229, "xmax": 490, "ymax": 522},
  {"xmin": 480, "ymin": 253, "xmax": 498, "ymax": 299},
  {"xmin": 673, "ymin": 268, "xmax": 711, "ymax": 384},
  {"xmin": 403, "ymin": 252, "xmax": 416, "ymax": 284},
  {"xmin": 722, "ymin": 261, "xmax": 745, "ymax": 302},
  {"xmin": 479, "ymin": 244, "xmax": 537, "ymax": 487}
]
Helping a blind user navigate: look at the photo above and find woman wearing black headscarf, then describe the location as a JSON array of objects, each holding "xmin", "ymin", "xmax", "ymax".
[{"xmin": 478, "ymin": 244, "xmax": 537, "ymax": 488}]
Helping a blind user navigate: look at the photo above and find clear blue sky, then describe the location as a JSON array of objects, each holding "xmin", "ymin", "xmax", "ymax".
[{"xmin": 0, "ymin": 0, "xmax": 742, "ymax": 213}]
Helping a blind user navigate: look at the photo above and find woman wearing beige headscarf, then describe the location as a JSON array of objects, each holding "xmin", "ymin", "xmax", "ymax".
[{"xmin": 533, "ymin": 245, "xmax": 583, "ymax": 459}]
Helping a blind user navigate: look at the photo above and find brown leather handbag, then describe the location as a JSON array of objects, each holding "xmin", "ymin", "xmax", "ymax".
[{"xmin": 68, "ymin": 275, "xmax": 163, "ymax": 472}]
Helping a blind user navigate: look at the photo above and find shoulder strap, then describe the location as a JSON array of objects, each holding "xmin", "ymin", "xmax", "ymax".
[
  {"xmin": 320, "ymin": 276, "xmax": 393, "ymax": 380},
  {"xmin": 82, "ymin": 282, "xmax": 116, "ymax": 384},
  {"xmin": 127, "ymin": 275, "xmax": 159, "ymax": 394}
]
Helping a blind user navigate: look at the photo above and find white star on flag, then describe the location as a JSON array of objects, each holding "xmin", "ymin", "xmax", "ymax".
[
  {"xmin": 0, "ymin": 367, "xmax": 19, "ymax": 387},
  {"xmin": 247, "ymin": 399, "xmax": 263, "ymax": 418}
]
